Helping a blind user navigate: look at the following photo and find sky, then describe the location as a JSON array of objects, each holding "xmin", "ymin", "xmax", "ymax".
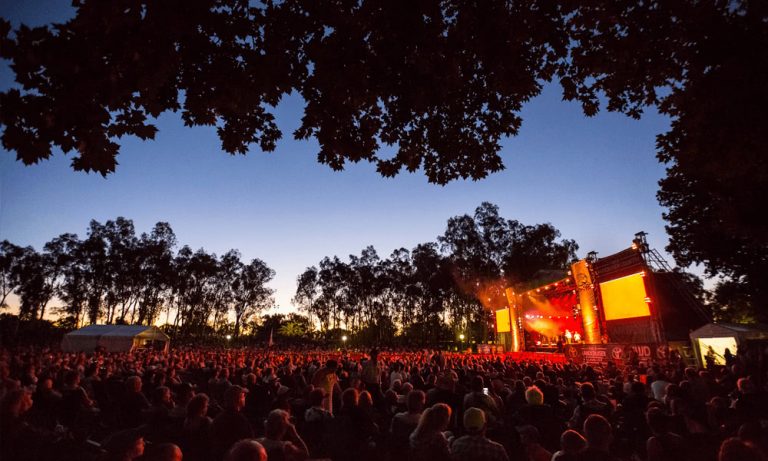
[{"xmin": 0, "ymin": 1, "xmax": 684, "ymax": 317}]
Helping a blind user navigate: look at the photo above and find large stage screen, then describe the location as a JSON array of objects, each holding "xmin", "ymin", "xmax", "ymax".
[
  {"xmin": 496, "ymin": 308, "xmax": 511, "ymax": 333},
  {"xmin": 599, "ymin": 272, "xmax": 651, "ymax": 321}
]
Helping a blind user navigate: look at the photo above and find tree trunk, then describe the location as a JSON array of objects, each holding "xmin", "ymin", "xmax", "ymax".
[{"xmin": 234, "ymin": 312, "xmax": 242, "ymax": 338}]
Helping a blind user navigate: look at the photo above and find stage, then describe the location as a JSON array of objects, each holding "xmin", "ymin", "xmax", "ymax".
[{"xmin": 493, "ymin": 235, "xmax": 711, "ymax": 359}]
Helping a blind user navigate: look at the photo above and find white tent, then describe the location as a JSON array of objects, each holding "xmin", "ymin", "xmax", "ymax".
[
  {"xmin": 689, "ymin": 323, "xmax": 768, "ymax": 366},
  {"xmin": 61, "ymin": 324, "xmax": 170, "ymax": 353}
]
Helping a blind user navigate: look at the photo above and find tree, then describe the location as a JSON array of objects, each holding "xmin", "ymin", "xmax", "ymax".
[
  {"xmin": 709, "ymin": 279, "xmax": 758, "ymax": 324},
  {"xmin": 0, "ymin": 1, "xmax": 562, "ymax": 181},
  {"xmin": 293, "ymin": 266, "xmax": 319, "ymax": 326},
  {"xmin": 9, "ymin": 234, "xmax": 76, "ymax": 321},
  {"xmin": 502, "ymin": 220, "xmax": 578, "ymax": 284},
  {"xmin": 659, "ymin": 75, "xmax": 768, "ymax": 320},
  {"xmin": 136, "ymin": 222, "xmax": 176, "ymax": 325},
  {"xmin": 439, "ymin": 210, "xmax": 496, "ymax": 341},
  {"xmin": 347, "ymin": 246, "xmax": 383, "ymax": 333},
  {"xmin": 380, "ymin": 248, "xmax": 415, "ymax": 333},
  {"xmin": 12, "ymin": 246, "xmax": 43, "ymax": 320},
  {"xmin": 3, "ymin": 218, "xmax": 283, "ymax": 336},
  {"xmin": 317, "ymin": 256, "xmax": 353, "ymax": 330},
  {"xmin": 169, "ymin": 245, "xmax": 194, "ymax": 330},
  {"xmin": 231, "ymin": 257, "xmax": 275, "ymax": 337},
  {"xmin": 58, "ymin": 236, "xmax": 89, "ymax": 327},
  {"xmin": 652, "ymin": 2, "xmax": 768, "ymax": 321},
  {"xmin": 258, "ymin": 313, "xmax": 286, "ymax": 341},
  {"xmin": 5, "ymin": 2, "xmax": 759, "ymax": 182},
  {"xmin": 101, "ymin": 218, "xmax": 139, "ymax": 323},
  {"xmin": 410, "ymin": 243, "xmax": 453, "ymax": 344},
  {"xmin": 210, "ymin": 250, "xmax": 240, "ymax": 333},
  {"xmin": 279, "ymin": 313, "xmax": 312, "ymax": 338},
  {"xmin": 0, "ymin": 240, "xmax": 24, "ymax": 309},
  {"xmin": 40, "ymin": 233, "xmax": 80, "ymax": 320},
  {"xmin": 80, "ymin": 220, "xmax": 110, "ymax": 324},
  {"xmin": 171, "ymin": 247, "xmax": 219, "ymax": 335}
]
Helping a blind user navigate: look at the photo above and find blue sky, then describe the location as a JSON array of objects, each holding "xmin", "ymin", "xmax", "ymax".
[{"xmin": 0, "ymin": 1, "xmax": 683, "ymax": 315}]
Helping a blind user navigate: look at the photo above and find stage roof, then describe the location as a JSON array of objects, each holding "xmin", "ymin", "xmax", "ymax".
[
  {"xmin": 66, "ymin": 324, "xmax": 167, "ymax": 338},
  {"xmin": 62, "ymin": 324, "xmax": 170, "ymax": 353}
]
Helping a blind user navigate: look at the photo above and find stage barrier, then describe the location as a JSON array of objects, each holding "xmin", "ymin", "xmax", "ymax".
[{"xmin": 505, "ymin": 351, "xmax": 568, "ymax": 363}]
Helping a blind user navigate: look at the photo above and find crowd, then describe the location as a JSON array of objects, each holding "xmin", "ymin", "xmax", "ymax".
[{"xmin": 1, "ymin": 342, "xmax": 767, "ymax": 461}]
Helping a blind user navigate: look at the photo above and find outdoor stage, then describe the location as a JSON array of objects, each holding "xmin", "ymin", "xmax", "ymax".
[{"xmin": 492, "ymin": 234, "xmax": 711, "ymax": 364}]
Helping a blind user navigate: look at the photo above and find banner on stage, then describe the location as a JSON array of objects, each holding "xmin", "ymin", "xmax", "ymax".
[{"xmin": 564, "ymin": 343, "xmax": 669, "ymax": 366}]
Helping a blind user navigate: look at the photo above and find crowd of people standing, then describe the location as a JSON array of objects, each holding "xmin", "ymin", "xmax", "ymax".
[{"xmin": 1, "ymin": 342, "xmax": 766, "ymax": 461}]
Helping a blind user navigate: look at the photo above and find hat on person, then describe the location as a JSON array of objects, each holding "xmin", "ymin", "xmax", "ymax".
[{"xmin": 463, "ymin": 407, "xmax": 486, "ymax": 433}]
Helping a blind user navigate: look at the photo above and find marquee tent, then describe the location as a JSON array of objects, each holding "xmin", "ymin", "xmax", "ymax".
[
  {"xmin": 61, "ymin": 324, "xmax": 170, "ymax": 353},
  {"xmin": 689, "ymin": 323, "xmax": 768, "ymax": 366}
]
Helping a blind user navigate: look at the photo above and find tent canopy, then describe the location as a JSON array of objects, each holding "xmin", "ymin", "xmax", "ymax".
[
  {"xmin": 689, "ymin": 323, "xmax": 768, "ymax": 366},
  {"xmin": 62, "ymin": 324, "xmax": 170, "ymax": 352}
]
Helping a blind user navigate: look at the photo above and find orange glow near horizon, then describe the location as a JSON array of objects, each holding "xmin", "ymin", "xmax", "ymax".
[{"xmin": 599, "ymin": 272, "xmax": 651, "ymax": 321}]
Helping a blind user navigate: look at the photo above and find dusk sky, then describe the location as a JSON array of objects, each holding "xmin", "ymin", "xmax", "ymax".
[{"xmin": 1, "ymin": 1, "xmax": 684, "ymax": 315}]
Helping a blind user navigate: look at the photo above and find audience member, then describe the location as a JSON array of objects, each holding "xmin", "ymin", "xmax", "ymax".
[{"xmin": 450, "ymin": 407, "xmax": 509, "ymax": 461}]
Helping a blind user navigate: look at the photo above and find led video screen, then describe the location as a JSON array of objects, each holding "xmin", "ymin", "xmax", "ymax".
[
  {"xmin": 697, "ymin": 337, "xmax": 737, "ymax": 366},
  {"xmin": 496, "ymin": 308, "xmax": 511, "ymax": 333},
  {"xmin": 599, "ymin": 272, "xmax": 651, "ymax": 321}
]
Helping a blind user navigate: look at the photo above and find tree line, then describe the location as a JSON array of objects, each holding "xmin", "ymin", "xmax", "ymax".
[
  {"xmin": 1, "ymin": 203, "xmax": 579, "ymax": 344},
  {"xmin": 292, "ymin": 202, "xmax": 578, "ymax": 345},
  {"xmin": 0, "ymin": 218, "xmax": 274, "ymax": 338}
]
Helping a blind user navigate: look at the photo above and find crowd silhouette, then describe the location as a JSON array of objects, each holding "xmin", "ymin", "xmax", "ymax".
[{"xmin": 1, "ymin": 343, "xmax": 766, "ymax": 461}]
